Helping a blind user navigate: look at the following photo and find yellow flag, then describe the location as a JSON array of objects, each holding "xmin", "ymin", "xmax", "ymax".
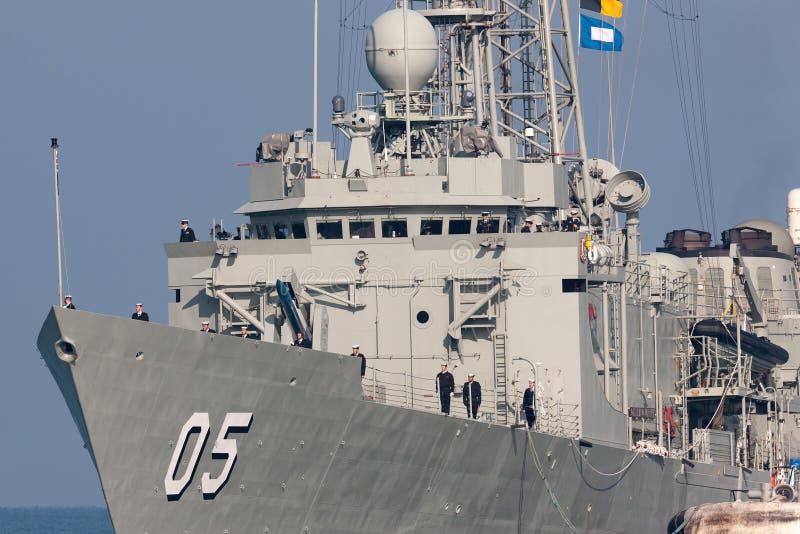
[{"xmin": 601, "ymin": 0, "xmax": 624, "ymax": 18}]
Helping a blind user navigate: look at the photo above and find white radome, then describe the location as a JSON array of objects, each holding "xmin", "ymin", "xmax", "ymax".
[
  {"xmin": 365, "ymin": 9, "xmax": 438, "ymax": 92},
  {"xmin": 787, "ymin": 188, "xmax": 800, "ymax": 246}
]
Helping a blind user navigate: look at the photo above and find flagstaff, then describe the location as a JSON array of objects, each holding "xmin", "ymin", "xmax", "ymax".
[{"xmin": 51, "ymin": 137, "xmax": 63, "ymax": 306}]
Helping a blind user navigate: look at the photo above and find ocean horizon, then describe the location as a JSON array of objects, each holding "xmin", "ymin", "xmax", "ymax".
[{"xmin": 0, "ymin": 507, "xmax": 113, "ymax": 534}]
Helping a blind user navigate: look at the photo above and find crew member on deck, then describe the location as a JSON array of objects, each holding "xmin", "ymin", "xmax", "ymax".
[
  {"xmin": 240, "ymin": 325, "xmax": 258, "ymax": 339},
  {"xmin": 179, "ymin": 219, "xmax": 197, "ymax": 242},
  {"xmin": 292, "ymin": 331, "xmax": 311, "ymax": 348},
  {"xmin": 521, "ymin": 218, "xmax": 533, "ymax": 233},
  {"xmin": 476, "ymin": 211, "xmax": 492, "ymax": 234},
  {"xmin": 351, "ymin": 344, "xmax": 366, "ymax": 379},
  {"xmin": 462, "ymin": 373, "xmax": 481, "ymax": 419},
  {"xmin": 131, "ymin": 303, "xmax": 149, "ymax": 321},
  {"xmin": 522, "ymin": 379, "xmax": 537, "ymax": 429},
  {"xmin": 564, "ymin": 209, "xmax": 581, "ymax": 232},
  {"xmin": 63, "ymin": 295, "xmax": 75, "ymax": 309},
  {"xmin": 435, "ymin": 363, "xmax": 455, "ymax": 416},
  {"xmin": 200, "ymin": 321, "xmax": 216, "ymax": 333}
]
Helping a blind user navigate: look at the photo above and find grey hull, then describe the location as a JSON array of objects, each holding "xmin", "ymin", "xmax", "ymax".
[{"xmin": 37, "ymin": 308, "xmax": 765, "ymax": 533}]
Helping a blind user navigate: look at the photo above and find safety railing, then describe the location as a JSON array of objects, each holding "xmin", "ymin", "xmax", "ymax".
[
  {"xmin": 625, "ymin": 260, "xmax": 689, "ymax": 306},
  {"xmin": 363, "ymin": 365, "xmax": 580, "ymax": 436}
]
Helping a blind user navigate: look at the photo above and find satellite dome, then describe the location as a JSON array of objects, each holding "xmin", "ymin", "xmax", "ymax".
[
  {"xmin": 365, "ymin": 9, "xmax": 437, "ymax": 91},
  {"xmin": 733, "ymin": 219, "xmax": 795, "ymax": 256}
]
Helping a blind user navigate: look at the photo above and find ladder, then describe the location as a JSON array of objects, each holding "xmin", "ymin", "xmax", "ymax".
[{"xmin": 494, "ymin": 333, "xmax": 508, "ymax": 425}]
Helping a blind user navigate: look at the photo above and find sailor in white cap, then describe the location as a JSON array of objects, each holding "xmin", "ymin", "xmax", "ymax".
[
  {"xmin": 462, "ymin": 372, "xmax": 482, "ymax": 419},
  {"xmin": 435, "ymin": 363, "xmax": 455, "ymax": 415},
  {"xmin": 179, "ymin": 219, "xmax": 197, "ymax": 243},
  {"xmin": 476, "ymin": 211, "xmax": 493, "ymax": 234},
  {"xmin": 131, "ymin": 303, "xmax": 149, "ymax": 321},
  {"xmin": 521, "ymin": 217, "xmax": 533, "ymax": 233},
  {"xmin": 522, "ymin": 378, "xmax": 537, "ymax": 429},
  {"xmin": 351, "ymin": 344, "xmax": 367, "ymax": 379},
  {"xmin": 62, "ymin": 295, "xmax": 75, "ymax": 310},
  {"xmin": 200, "ymin": 320, "xmax": 216, "ymax": 333},
  {"xmin": 564, "ymin": 208, "xmax": 581, "ymax": 232}
]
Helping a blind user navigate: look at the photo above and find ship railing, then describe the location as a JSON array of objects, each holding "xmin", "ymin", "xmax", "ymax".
[
  {"xmin": 355, "ymin": 89, "xmax": 444, "ymax": 118},
  {"xmin": 625, "ymin": 260, "xmax": 689, "ymax": 306},
  {"xmin": 363, "ymin": 365, "xmax": 580, "ymax": 435},
  {"xmin": 684, "ymin": 285, "xmax": 800, "ymax": 323},
  {"xmin": 362, "ymin": 365, "xmax": 505, "ymax": 424}
]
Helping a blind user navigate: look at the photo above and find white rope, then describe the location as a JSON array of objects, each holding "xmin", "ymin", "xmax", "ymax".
[
  {"xmin": 568, "ymin": 439, "xmax": 641, "ymax": 477},
  {"xmin": 525, "ymin": 427, "xmax": 580, "ymax": 533}
]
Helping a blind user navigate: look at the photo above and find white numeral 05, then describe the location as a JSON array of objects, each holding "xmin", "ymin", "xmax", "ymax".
[{"xmin": 164, "ymin": 412, "xmax": 253, "ymax": 500}]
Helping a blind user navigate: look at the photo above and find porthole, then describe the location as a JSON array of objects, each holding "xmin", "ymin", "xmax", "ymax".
[{"xmin": 415, "ymin": 309, "xmax": 432, "ymax": 328}]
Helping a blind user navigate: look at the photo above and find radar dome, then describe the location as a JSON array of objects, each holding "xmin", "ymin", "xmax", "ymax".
[
  {"xmin": 733, "ymin": 219, "xmax": 795, "ymax": 256},
  {"xmin": 365, "ymin": 9, "xmax": 437, "ymax": 91}
]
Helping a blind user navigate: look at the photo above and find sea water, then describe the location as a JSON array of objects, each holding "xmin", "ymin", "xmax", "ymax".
[{"xmin": 0, "ymin": 508, "xmax": 113, "ymax": 534}]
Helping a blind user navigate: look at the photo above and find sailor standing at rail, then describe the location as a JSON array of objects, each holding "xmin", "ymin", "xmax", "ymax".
[
  {"xmin": 521, "ymin": 218, "xmax": 533, "ymax": 233},
  {"xmin": 179, "ymin": 219, "xmax": 196, "ymax": 242},
  {"xmin": 351, "ymin": 344, "xmax": 366, "ymax": 379},
  {"xmin": 200, "ymin": 321, "xmax": 216, "ymax": 333},
  {"xmin": 131, "ymin": 303, "xmax": 149, "ymax": 321},
  {"xmin": 435, "ymin": 363, "xmax": 455, "ymax": 416},
  {"xmin": 476, "ymin": 211, "xmax": 492, "ymax": 233},
  {"xmin": 292, "ymin": 331, "xmax": 311, "ymax": 348},
  {"xmin": 522, "ymin": 379, "xmax": 537, "ymax": 429},
  {"xmin": 564, "ymin": 209, "xmax": 581, "ymax": 232},
  {"xmin": 62, "ymin": 295, "xmax": 75, "ymax": 309},
  {"xmin": 462, "ymin": 373, "xmax": 481, "ymax": 419}
]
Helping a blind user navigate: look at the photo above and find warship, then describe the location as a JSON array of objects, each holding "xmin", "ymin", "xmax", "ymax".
[{"xmin": 37, "ymin": 1, "xmax": 800, "ymax": 532}]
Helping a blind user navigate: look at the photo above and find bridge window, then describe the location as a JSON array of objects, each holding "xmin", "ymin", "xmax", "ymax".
[
  {"xmin": 274, "ymin": 223, "xmax": 290, "ymax": 239},
  {"xmin": 420, "ymin": 219, "xmax": 443, "ymax": 235},
  {"xmin": 349, "ymin": 220, "xmax": 375, "ymax": 239},
  {"xmin": 316, "ymin": 220, "xmax": 343, "ymax": 239},
  {"xmin": 255, "ymin": 223, "xmax": 270, "ymax": 239},
  {"xmin": 291, "ymin": 222, "xmax": 307, "ymax": 239},
  {"xmin": 382, "ymin": 219, "xmax": 407, "ymax": 238},
  {"xmin": 448, "ymin": 219, "xmax": 471, "ymax": 235}
]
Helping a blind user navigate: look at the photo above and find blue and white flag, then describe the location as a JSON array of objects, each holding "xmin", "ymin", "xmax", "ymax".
[{"xmin": 580, "ymin": 14, "xmax": 624, "ymax": 51}]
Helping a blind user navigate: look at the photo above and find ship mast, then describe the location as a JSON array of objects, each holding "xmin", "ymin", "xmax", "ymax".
[{"xmin": 51, "ymin": 137, "xmax": 63, "ymax": 305}]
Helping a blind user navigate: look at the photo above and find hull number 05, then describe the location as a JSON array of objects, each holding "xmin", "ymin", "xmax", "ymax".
[{"xmin": 164, "ymin": 412, "xmax": 253, "ymax": 500}]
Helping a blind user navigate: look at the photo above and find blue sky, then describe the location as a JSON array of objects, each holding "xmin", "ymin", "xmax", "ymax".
[{"xmin": 1, "ymin": 0, "xmax": 797, "ymax": 506}]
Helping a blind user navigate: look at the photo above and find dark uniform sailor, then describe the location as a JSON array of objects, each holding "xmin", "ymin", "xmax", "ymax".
[
  {"xmin": 351, "ymin": 344, "xmax": 366, "ymax": 379},
  {"xmin": 462, "ymin": 373, "xmax": 482, "ymax": 419},
  {"xmin": 200, "ymin": 321, "xmax": 216, "ymax": 333},
  {"xmin": 476, "ymin": 211, "xmax": 492, "ymax": 233},
  {"xmin": 62, "ymin": 295, "xmax": 75, "ymax": 309},
  {"xmin": 292, "ymin": 331, "xmax": 311, "ymax": 348},
  {"xmin": 435, "ymin": 363, "xmax": 455, "ymax": 415},
  {"xmin": 564, "ymin": 209, "xmax": 581, "ymax": 232},
  {"xmin": 522, "ymin": 379, "xmax": 537, "ymax": 429},
  {"xmin": 131, "ymin": 303, "xmax": 149, "ymax": 321},
  {"xmin": 521, "ymin": 218, "xmax": 533, "ymax": 233},
  {"xmin": 239, "ymin": 326, "xmax": 257, "ymax": 339},
  {"xmin": 179, "ymin": 219, "xmax": 197, "ymax": 242}
]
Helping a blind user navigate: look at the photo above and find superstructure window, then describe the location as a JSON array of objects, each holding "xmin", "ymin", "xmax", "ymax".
[
  {"xmin": 350, "ymin": 220, "xmax": 375, "ymax": 239},
  {"xmin": 274, "ymin": 223, "xmax": 290, "ymax": 239},
  {"xmin": 255, "ymin": 223, "xmax": 270, "ymax": 239},
  {"xmin": 562, "ymin": 279, "xmax": 586, "ymax": 293},
  {"xmin": 448, "ymin": 219, "xmax": 471, "ymax": 235},
  {"xmin": 382, "ymin": 219, "xmax": 407, "ymax": 238},
  {"xmin": 291, "ymin": 222, "xmax": 307, "ymax": 239},
  {"xmin": 420, "ymin": 219, "xmax": 443, "ymax": 235},
  {"xmin": 316, "ymin": 220, "xmax": 343, "ymax": 239}
]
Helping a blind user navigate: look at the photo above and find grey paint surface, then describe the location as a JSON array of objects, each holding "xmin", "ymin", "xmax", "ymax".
[{"xmin": 39, "ymin": 308, "xmax": 764, "ymax": 533}]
